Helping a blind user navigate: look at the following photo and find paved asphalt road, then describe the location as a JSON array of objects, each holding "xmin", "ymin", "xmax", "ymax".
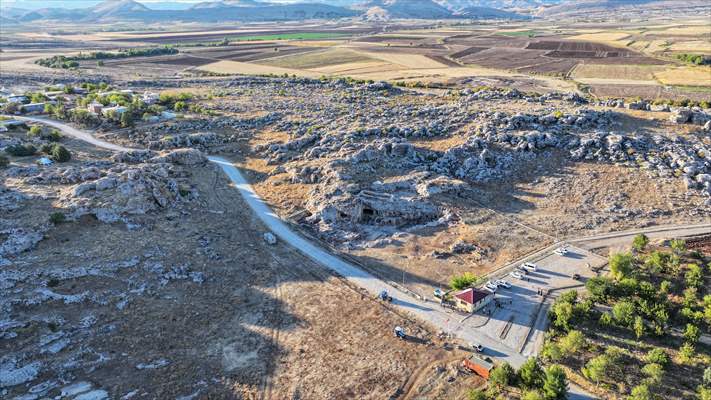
[{"xmin": 18, "ymin": 116, "xmax": 711, "ymax": 400}]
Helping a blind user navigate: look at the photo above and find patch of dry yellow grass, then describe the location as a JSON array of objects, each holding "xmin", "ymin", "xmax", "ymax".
[
  {"xmin": 566, "ymin": 32, "xmax": 632, "ymax": 48},
  {"xmin": 654, "ymin": 66, "xmax": 711, "ymax": 87},
  {"xmin": 358, "ymin": 52, "xmax": 448, "ymax": 69},
  {"xmin": 197, "ymin": 60, "xmax": 322, "ymax": 78},
  {"xmin": 571, "ymin": 64, "xmax": 666, "ymax": 81},
  {"xmin": 669, "ymin": 41, "xmax": 711, "ymax": 53}
]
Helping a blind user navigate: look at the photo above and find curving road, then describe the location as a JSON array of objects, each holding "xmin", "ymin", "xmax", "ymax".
[{"xmin": 16, "ymin": 115, "xmax": 711, "ymax": 400}]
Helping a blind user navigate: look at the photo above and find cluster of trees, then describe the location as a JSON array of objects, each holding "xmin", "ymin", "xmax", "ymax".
[
  {"xmin": 28, "ymin": 125, "xmax": 62, "ymax": 142},
  {"xmin": 676, "ymin": 53, "xmax": 711, "ymax": 66},
  {"xmin": 468, "ymin": 358, "xmax": 568, "ymax": 400},
  {"xmin": 649, "ymin": 97, "xmax": 711, "ymax": 109},
  {"xmin": 450, "ymin": 272, "xmax": 479, "ymax": 290},
  {"xmin": 542, "ymin": 238, "xmax": 709, "ymax": 400},
  {"xmin": 35, "ymin": 47, "xmax": 178, "ymax": 69}
]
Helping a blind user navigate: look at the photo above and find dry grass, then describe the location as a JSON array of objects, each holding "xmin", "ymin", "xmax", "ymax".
[
  {"xmin": 259, "ymin": 48, "xmax": 374, "ymax": 69},
  {"xmin": 571, "ymin": 64, "xmax": 667, "ymax": 81},
  {"xmin": 197, "ymin": 60, "xmax": 322, "ymax": 78},
  {"xmin": 359, "ymin": 52, "xmax": 449, "ymax": 69},
  {"xmin": 654, "ymin": 66, "xmax": 711, "ymax": 87},
  {"xmin": 566, "ymin": 32, "xmax": 633, "ymax": 47}
]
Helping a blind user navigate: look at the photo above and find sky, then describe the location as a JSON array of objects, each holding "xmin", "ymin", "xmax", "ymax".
[{"xmin": 0, "ymin": 0, "xmax": 320, "ymax": 10}]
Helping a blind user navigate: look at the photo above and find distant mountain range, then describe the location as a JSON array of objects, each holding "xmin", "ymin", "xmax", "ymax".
[{"xmin": 0, "ymin": 0, "xmax": 707, "ymax": 22}]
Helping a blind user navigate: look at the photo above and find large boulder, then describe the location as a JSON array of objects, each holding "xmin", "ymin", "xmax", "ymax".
[{"xmin": 150, "ymin": 149, "xmax": 206, "ymax": 166}]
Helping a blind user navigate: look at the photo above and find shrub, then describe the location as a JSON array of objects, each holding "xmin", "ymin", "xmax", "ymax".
[
  {"xmin": 551, "ymin": 300, "xmax": 574, "ymax": 330},
  {"xmin": 612, "ymin": 300, "xmax": 635, "ymax": 327},
  {"xmin": 641, "ymin": 363, "xmax": 663, "ymax": 387},
  {"xmin": 670, "ymin": 239, "xmax": 686, "ymax": 254},
  {"xmin": 522, "ymin": 390, "xmax": 544, "ymax": 400},
  {"xmin": 49, "ymin": 212, "xmax": 65, "ymax": 224},
  {"xmin": 542, "ymin": 341, "xmax": 563, "ymax": 362},
  {"xmin": 28, "ymin": 125, "xmax": 42, "ymax": 137},
  {"xmin": 6, "ymin": 144, "xmax": 36, "ymax": 156},
  {"xmin": 632, "ymin": 234, "xmax": 649, "ymax": 251},
  {"xmin": 634, "ymin": 316, "xmax": 645, "ymax": 339},
  {"xmin": 629, "ymin": 384, "xmax": 652, "ymax": 400},
  {"xmin": 599, "ymin": 311, "xmax": 614, "ymax": 326},
  {"xmin": 679, "ymin": 342, "xmax": 696, "ymax": 365},
  {"xmin": 48, "ymin": 129, "xmax": 62, "ymax": 142},
  {"xmin": 559, "ymin": 330, "xmax": 586, "ymax": 355},
  {"xmin": 644, "ymin": 348, "xmax": 669, "ymax": 366},
  {"xmin": 449, "ymin": 272, "xmax": 478, "ymax": 290},
  {"xmin": 467, "ymin": 389, "xmax": 487, "ymax": 400},
  {"xmin": 586, "ymin": 277, "xmax": 614, "ymax": 302},
  {"xmin": 50, "ymin": 144, "xmax": 71, "ymax": 162},
  {"xmin": 685, "ymin": 264, "xmax": 703, "ymax": 289},
  {"xmin": 683, "ymin": 323, "xmax": 700, "ymax": 344}
]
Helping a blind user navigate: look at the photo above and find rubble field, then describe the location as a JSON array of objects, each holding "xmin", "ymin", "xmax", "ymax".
[{"xmin": 1, "ymin": 129, "xmax": 482, "ymax": 399}]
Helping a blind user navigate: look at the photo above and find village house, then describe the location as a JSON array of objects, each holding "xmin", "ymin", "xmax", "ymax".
[
  {"xmin": 7, "ymin": 94, "xmax": 28, "ymax": 103},
  {"xmin": 87, "ymin": 102, "xmax": 103, "ymax": 114},
  {"xmin": 21, "ymin": 103, "xmax": 47, "ymax": 114},
  {"xmin": 452, "ymin": 287, "xmax": 494, "ymax": 313},
  {"xmin": 463, "ymin": 355, "xmax": 494, "ymax": 379},
  {"xmin": 142, "ymin": 91, "xmax": 160, "ymax": 104}
]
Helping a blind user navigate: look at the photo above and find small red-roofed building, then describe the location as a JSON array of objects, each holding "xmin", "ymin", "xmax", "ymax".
[{"xmin": 453, "ymin": 287, "xmax": 494, "ymax": 313}]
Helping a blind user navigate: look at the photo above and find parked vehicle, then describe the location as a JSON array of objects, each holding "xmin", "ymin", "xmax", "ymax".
[
  {"xmin": 394, "ymin": 326, "xmax": 406, "ymax": 339},
  {"xmin": 433, "ymin": 288, "xmax": 444, "ymax": 298},
  {"xmin": 484, "ymin": 285, "xmax": 497, "ymax": 293},
  {"xmin": 495, "ymin": 279, "xmax": 511, "ymax": 288},
  {"xmin": 379, "ymin": 290, "xmax": 392, "ymax": 302},
  {"xmin": 554, "ymin": 247, "xmax": 568, "ymax": 256},
  {"xmin": 572, "ymin": 273, "xmax": 581, "ymax": 280},
  {"xmin": 510, "ymin": 270, "xmax": 523, "ymax": 279},
  {"xmin": 522, "ymin": 262, "xmax": 537, "ymax": 272},
  {"xmin": 472, "ymin": 343, "xmax": 484, "ymax": 352},
  {"xmin": 485, "ymin": 281, "xmax": 498, "ymax": 291}
]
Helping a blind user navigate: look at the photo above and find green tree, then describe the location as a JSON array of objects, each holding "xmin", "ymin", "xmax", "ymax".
[
  {"xmin": 28, "ymin": 125, "xmax": 42, "ymax": 137},
  {"xmin": 612, "ymin": 300, "xmax": 635, "ymax": 327},
  {"xmin": 634, "ymin": 316, "xmax": 645, "ymax": 339},
  {"xmin": 542, "ymin": 342, "xmax": 563, "ymax": 362},
  {"xmin": 560, "ymin": 290, "xmax": 578, "ymax": 304},
  {"xmin": 119, "ymin": 111, "xmax": 133, "ymax": 128},
  {"xmin": 641, "ymin": 363, "xmax": 663, "ymax": 387},
  {"xmin": 30, "ymin": 92, "xmax": 47, "ymax": 103},
  {"xmin": 703, "ymin": 366, "xmax": 711, "ymax": 387},
  {"xmin": 522, "ymin": 390, "xmax": 545, "ymax": 400},
  {"xmin": 49, "ymin": 212, "xmax": 65, "ymax": 224},
  {"xmin": 644, "ymin": 348, "xmax": 669, "ymax": 367},
  {"xmin": 610, "ymin": 252, "xmax": 634, "ymax": 280},
  {"xmin": 50, "ymin": 145, "xmax": 71, "ymax": 162},
  {"xmin": 670, "ymin": 239, "xmax": 686, "ymax": 254},
  {"xmin": 684, "ymin": 323, "xmax": 700, "ymax": 345},
  {"xmin": 551, "ymin": 300, "xmax": 574, "ymax": 331},
  {"xmin": 449, "ymin": 272, "xmax": 478, "ymax": 290},
  {"xmin": 542, "ymin": 365, "xmax": 568, "ymax": 400},
  {"xmin": 582, "ymin": 354, "xmax": 609, "ymax": 385},
  {"xmin": 519, "ymin": 357, "xmax": 545, "ymax": 389},
  {"xmin": 699, "ymin": 387, "xmax": 711, "ymax": 400},
  {"xmin": 629, "ymin": 384, "xmax": 652, "ymax": 400},
  {"xmin": 173, "ymin": 100, "xmax": 187, "ymax": 111},
  {"xmin": 632, "ymin": 234, "xmax": 649, "ymax": 251},
  {"xmin": 686, "ymin": 264, "xmax": 703, "ymax": 289},
  {"xmin": 679, "ymin": 342, "xmax": 696, "ymax": 365},
  {"xmin": 599, "ymin": 311, "xmax": 614, "ymax": 327},
  {"xmin": 586, "ymin": 277, "xmax": 614, "ymax": 302},
  {"xmin": 659, "ymin": 280, "xmax": 672, "ymax": 295},
  {"xmin": 559, "ymin": 330, "xmax": 586, "ymax": 355},
  {"xmin": 467, "ymin": 389, "xmax": 487, "ymax": 400},
  {"xmin": 490, "ymin": 362, "xmax": 515, "ymax": 390}
]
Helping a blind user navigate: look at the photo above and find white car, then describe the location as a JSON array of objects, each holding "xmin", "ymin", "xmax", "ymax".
[
  {"xmin": 472, "ymin": 343, "xmax": 484, "ymax": 352},
  {"xmin": 554, "ymin": 247, "xmax": 568, "ymax": 256},
  {"xmin": 495, "ymin": 279, "xmax": 511, "ymax": 288},
  {"xmin": 522, "ymin": 262, "xmax": 538, "ymax": 272},
  {"xmin": 484, "ymin": 285, "xmax": 497, "ymax": 293},
  {"xmin": 510, "ymin": 270, "xmax": 523, "ymax": 279},
  {"xmin": 485, "ymin": 281, "xmax": 498, "ymax": 291}
]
